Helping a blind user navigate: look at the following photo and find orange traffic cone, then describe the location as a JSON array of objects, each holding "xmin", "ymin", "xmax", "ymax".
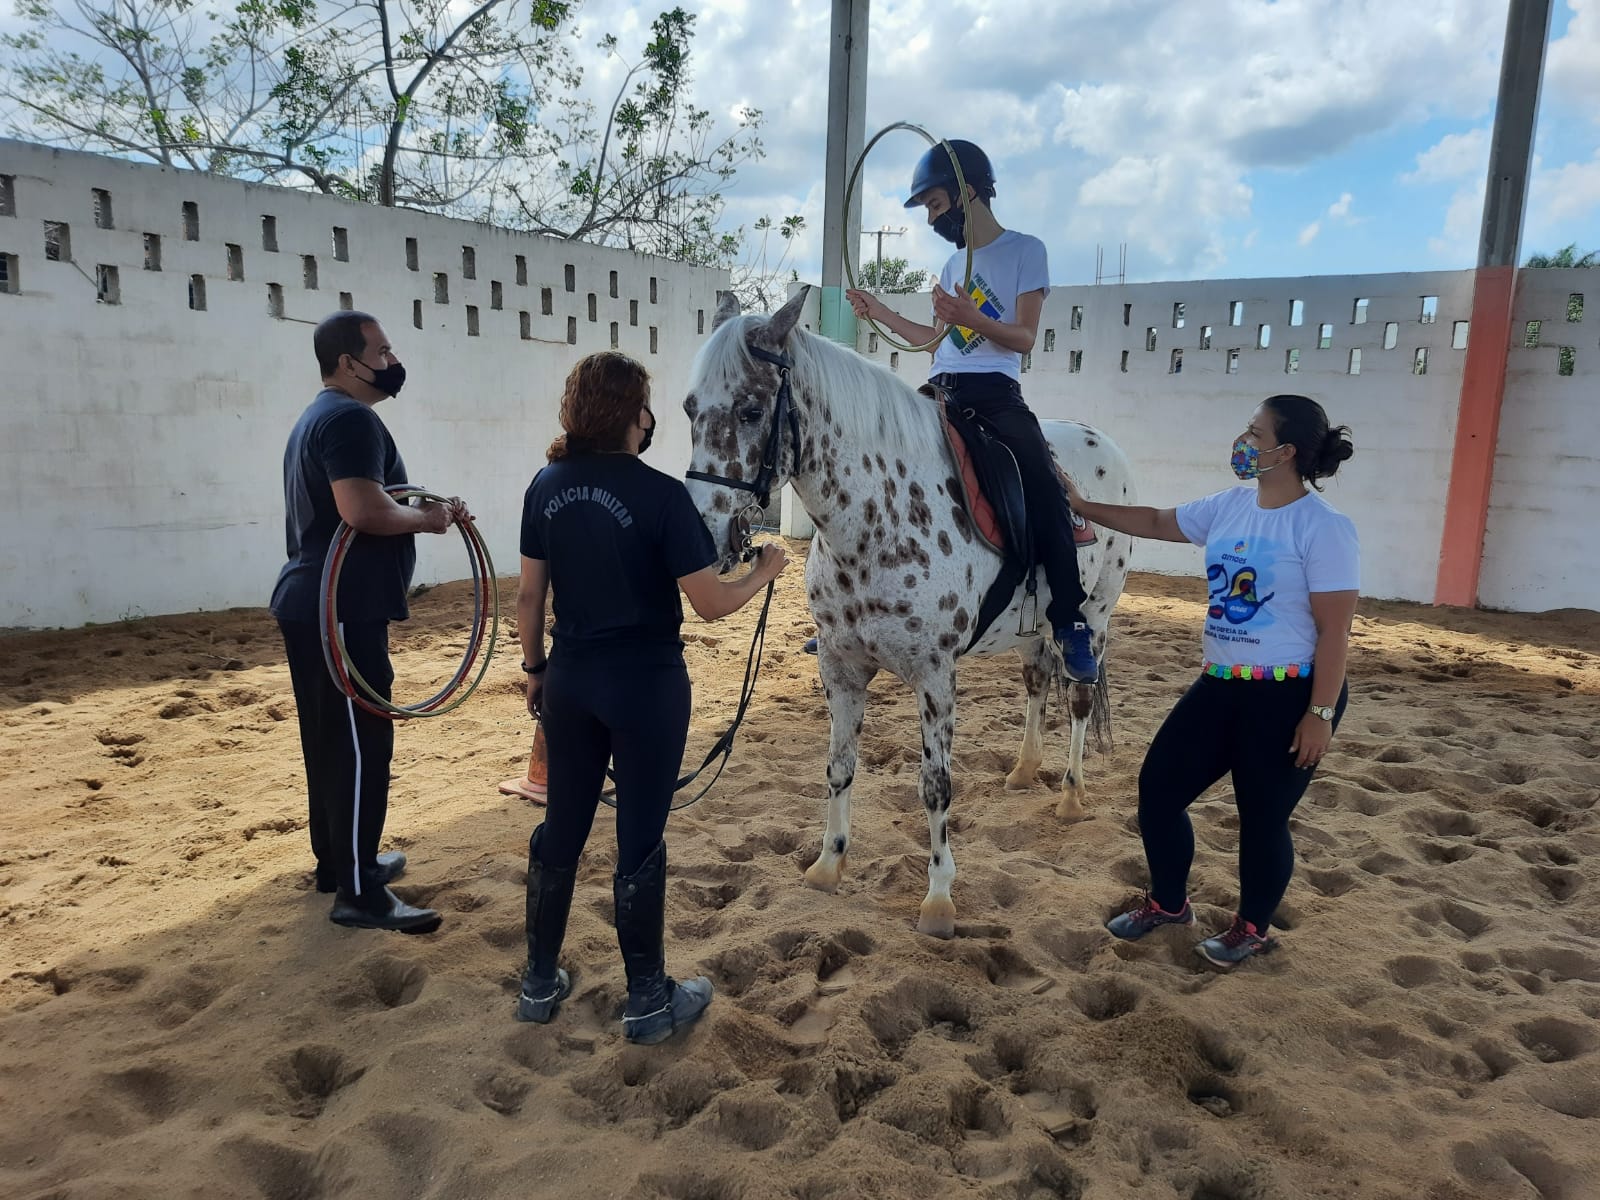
[{"xmin": 498, "ymin": 720, "xmax": 549, "ymax": 804}]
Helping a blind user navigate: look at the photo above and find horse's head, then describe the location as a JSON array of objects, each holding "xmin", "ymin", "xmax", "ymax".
[{"xmin": 683, "ymin": 286, "xmax": 810, "ymax": 571}]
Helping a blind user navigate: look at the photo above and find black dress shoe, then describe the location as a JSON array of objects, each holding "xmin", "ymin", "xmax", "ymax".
[
  {"xmin": 329, "ymin": 885, "xmax": 441, "ymax": 933},
  {"xmin": 316, "ymin": 850, "xmax": 407, "ymax": 894}
]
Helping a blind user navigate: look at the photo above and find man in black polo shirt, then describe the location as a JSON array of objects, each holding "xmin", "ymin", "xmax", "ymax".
[{"xmin": 271, "ymin": 311, "xmax": 464, "ymax": 933}]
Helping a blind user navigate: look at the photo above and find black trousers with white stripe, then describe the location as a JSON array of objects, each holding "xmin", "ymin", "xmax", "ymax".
[{"xmin": 278, "ymin": 618, "xmax": 394, "ymax": 899}]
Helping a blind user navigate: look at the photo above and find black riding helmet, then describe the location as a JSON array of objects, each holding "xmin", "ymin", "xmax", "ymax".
[{"xmin": 902, "ymin": 139, "xmax": 996, "ymax": 208}]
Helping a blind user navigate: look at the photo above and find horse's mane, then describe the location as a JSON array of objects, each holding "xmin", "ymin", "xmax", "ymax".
[{"xmin": 693, "ymin": 314, "xmax": 948, "ymax": 466}]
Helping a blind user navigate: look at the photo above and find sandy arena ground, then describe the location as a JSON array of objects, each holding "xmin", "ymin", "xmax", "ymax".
[{"xmin": 2, "ymin": 547, "xmax": 1598, "ymax": 1200}]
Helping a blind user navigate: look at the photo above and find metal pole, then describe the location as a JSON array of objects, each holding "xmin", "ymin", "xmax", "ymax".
[
  {"xmin": 818, "ymin": 0, "xmax": 868, "ymax": 345},
  {"xmin": 1434, "ymin": 0, "xmax": 1552, "ymax": 606}
]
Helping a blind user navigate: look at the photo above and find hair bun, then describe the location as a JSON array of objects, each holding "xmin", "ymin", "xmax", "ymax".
[{"xmin": 1321, "ymin": 425, "xmax": 1354, "ymax": 468}]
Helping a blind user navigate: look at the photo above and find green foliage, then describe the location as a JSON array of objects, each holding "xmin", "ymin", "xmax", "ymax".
[
  {"xmin": 1524, "ymin": 244, "xmax": 1599, "ymax": 269},
  {"xmin": 857, "ymin": 256, "xmax": 928, "ymax": 294}
]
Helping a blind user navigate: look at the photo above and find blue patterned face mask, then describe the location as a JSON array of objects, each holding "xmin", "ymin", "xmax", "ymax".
[{"xmin": 1231, "ymin": 437, "xmax": 1284, "ymax": 479}]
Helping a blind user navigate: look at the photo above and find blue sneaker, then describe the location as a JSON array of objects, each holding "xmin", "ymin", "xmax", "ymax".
[
  {"xmin": 1056, "ymin": 622, "xmax": 1098, "ymax": 683},
  {"xmin": 803, "ymin": 637, "xmax": 818, "ymax": 655},
  {"xmin": 1196, "ymin": 915, "xmax": 1278, "ymax": 968},
  {"xmin": 1106, "ymin": 892, "xmax": 1195, "ymax": 941}
]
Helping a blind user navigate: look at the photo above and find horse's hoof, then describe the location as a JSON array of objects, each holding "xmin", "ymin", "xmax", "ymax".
[
  {"xmin": 804, "ymin": 856, "xmax": 844, "ymax": 892},
  {"xmin": 917, "ymin": 899, "xmax": 957, "ymax": 939},
  {"xmin": 1004, "ymin": 766, "xmax": 1039, "ymax": 791},
  {"xmin": 1056, "ymin": 793, "xmax": 1087, "ymax": 822}
]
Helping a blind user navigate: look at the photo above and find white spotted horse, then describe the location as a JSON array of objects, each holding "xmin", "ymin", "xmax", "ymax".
[{"xmin": 682, "ymin": 287, "xmax": 1137, "ymax": 937}]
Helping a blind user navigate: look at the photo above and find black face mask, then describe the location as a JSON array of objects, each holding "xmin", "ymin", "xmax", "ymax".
[
  {"xmin": 638, "ymin": 410, "xmax": 655, "ymax": 454},
  {"xmin": 932, "ymin": 207, "xmax": 967, "ymax": 248},
  {"xmin": 351, "ymin": 356, "xmax": 407, "ymax": 398}
]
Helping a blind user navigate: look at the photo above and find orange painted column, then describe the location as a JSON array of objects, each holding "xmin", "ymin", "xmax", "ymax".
[{"xmin": 1434, "ymin": 265, "xmax": 1517, "ymax": 607}]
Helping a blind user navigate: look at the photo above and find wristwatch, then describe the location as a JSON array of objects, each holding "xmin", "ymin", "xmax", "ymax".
[{"xmin": 1308, "ymin": 704, "xmax": 1335, "ymax": 722}]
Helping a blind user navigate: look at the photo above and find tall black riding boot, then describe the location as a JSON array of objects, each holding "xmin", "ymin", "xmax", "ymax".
[
  {"xmin": 613, "ymin": 840, "xmax": 713, "ymax": 1045},
  {"xmin": 517, "ymin": 825, "xmax": 577, "ymax": 1023}
]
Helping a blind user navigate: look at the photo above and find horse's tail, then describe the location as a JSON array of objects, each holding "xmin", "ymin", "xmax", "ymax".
[{"xmin": 1088, "ymin": 661, "xmax": 1112, "ymax": 752}]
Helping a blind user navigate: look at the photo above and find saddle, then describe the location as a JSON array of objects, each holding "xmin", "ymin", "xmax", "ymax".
[{"xmin": 921, "ymin": 382, "xmax": 1097, "ymax": 650}]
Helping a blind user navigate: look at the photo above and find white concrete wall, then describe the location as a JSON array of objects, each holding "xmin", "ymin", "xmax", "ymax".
[{"xmin": 0, "ymin": 140, "xmax": 727, "ymax": 628}]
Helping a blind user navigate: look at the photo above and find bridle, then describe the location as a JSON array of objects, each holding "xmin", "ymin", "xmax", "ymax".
[{"xmin": 685, "ymin": 343, "xmax": 800, "ymax": 561}]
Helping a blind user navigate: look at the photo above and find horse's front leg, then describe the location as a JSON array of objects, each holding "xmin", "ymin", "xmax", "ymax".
[
  {"xmin": 803, "ymin": 653, "xmax": 873, "ymax": 893},
  {"xmin": 916, "ymin": 666, "xmax": 959, "ymax": 938},
  {"xmin": 1006, "ymin": 639, "xmax": 1052, "ymax": 791}
]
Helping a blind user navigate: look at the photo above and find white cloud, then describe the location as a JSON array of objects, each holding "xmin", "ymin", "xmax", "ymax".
[
  {"xmin": 1327, "ymin": 192, "xmax": 1353, "ymax": 220},
  {"xmin": 1298, "ymin": 221, "xmax": 1322, "ymax": 246},
  {"xmin": 1402, "ymin": 128, "xmax": 1490, "ymax": 185},
  {"xmin": 1428, "ymin": 183, "xmax": 1485, "ymax": 262},
  {"xmin": 1547, "ymin": 0, "xmax": 1600, "ymax": 120},
  {"xmin": 1525, "ymin": 147, "xmax": 1600, "ymax": 251}
]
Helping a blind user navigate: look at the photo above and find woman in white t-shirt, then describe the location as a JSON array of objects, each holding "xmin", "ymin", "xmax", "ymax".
[{"xmin": 1065, "ymin": 394, "xmax": 1358, "ymax": 968}]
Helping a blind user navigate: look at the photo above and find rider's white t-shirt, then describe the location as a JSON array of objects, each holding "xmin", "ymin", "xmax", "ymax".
[
  {"xmin": 1174, "ymin": 486, "xmax": 1360, "ymax": 676},
  {"xmin": 930, "ymin": 229, "xmax": 1049, "ymax": 381}
]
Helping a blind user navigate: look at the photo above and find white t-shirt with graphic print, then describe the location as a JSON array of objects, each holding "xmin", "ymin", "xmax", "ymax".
[
  {"xmin": 929, "ymin": 229, "xmax": 1050, "ymax": 381},
  {"xmin": 1174, "ymin": 486, "xmax": 1360, "ymax": 675}
]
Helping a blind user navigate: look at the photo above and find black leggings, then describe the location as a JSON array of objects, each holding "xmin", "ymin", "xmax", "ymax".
[
  {"xmin": 1139, "ymin": 673, "xmax": 1349, "ymax": 930},
  {"xmin": 938, "ymin": 372, "xmax": 1087, "ymax": 628},
  {"xmin": 534, "ymin": 656, "xmax": 691, "ymax": 877}
]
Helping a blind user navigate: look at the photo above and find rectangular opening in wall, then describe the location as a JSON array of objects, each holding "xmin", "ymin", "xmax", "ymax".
[
  {"xmin": 1145, "ymin": 326, "xmax": 1157, "ymax": 351},
  {"xmin": 587, "ymin": 293, "xmax": 597, "ymax": 322},
  {"xmin": 43, "ymin": 220, "xmax": 70, "ymax": 262},
  {"xmin": 1412, "ymin": 347, "xmax": 1428, "ymax": 375},
  {"xmin": 466, "ymin": 305, "xmax": 479, "ymax": 336},
  {"xmin": 649, "ymin": 326, "xmax": 658, "ymax": 354},
  {"xmin": 226, "ymin": 243, "xmax": 244, "ymax": 281},
  {"xmin": 890, "ymin": 351, "xmax": 899, "ymax": 370},
  {"xmin": 564, "ymin": 264, "xmax": 575, "ymax": 292},
  {"xmin": 1568, "ymin": 293, "xmax": 1584, "ymax": 323},
  {"xmin": 541, "ymin": 287, "xmax": 553, "ymax": 316},
  {"xmin": 1348, "ymin": 348, "xmax": 1362, "ymax": 375},
  {"xmin": 1069, "ymin": 349, "xmax": 1082, "ymax": 373},
  {"xmin": 1557, "ymin": 346, "xmax": 1575, "ymax": 376},
  {"xmin": 95, "ymin": 263, "xmax": 119, "ymax": 304},
  {"xmin": 1172, "ymin": 302, "xmax": 1185, "ymax": 329},
  {"xmin": 1169, "ymin": 348, "xmax": 1183, "ymax": 374},
  {"xmin": 412, "ymin": 298, "xmax": 423, "ymax": 329},
  {"xmin": 1122, "ymin": 302, "xmax": 1131, "ymax": 326},
  {"xmin": 434, "ymin": 272, "xmax": 448, "ymax": 304},
  {"xmin": 188, "ymin": 274, "xmax": 206, "ymax": 310},
  {"xmin": 1352, "ymin": 297, "xmax": 1368, "ymax": 324},
  {"xmin": 491, "ymin": 280, "xmax": 503, "ymax": 310},
  {"xmin": 331, "ymin": 227, "xmax": 349, "ymax": 262},
  {"xmin": 1226, "ymin": 348, "xmax": 1240, "ymax": 374},
  {"xmin": 1452, "ymin": 320, "xmax": 1469, "ymax": 349},
  {"xmin": 629, "ymin": 298, "xmax": 639, "ymax": 326},
  {"xmin": 143, "ymin": 233, "xmax": 161, "ymax": 271},
  {"xmin": 0, "ymin": 175, "xmax": 14, "ymax": 216},
  {"xmin": 267, "ymin": 282, "xmax": 284, "ymax": 318},
  {"xmin": 302, "ymin": 255, "xmax": 317, "ymax": 289},
  {"xmin": 567, "ymin": 316, "xmax": 577, "ymax": 344},
  {"xmin": 650, "ymin": 277, "xmax": 658, "ymax": 303},
  {"xmin": 1043, "ymin": 328, "xmax": 1056, "ymax": 351},
  {"xmin": 92, "ymin": 188, "xmax": 113, "ymax": 229},
  {"xmin": 1524, "ymin": 320, "xmax": 1541, "ymax": 347},
  {"xmin": 697, "ymin": 308, "xmax": 705, "ymax": 335},
  {"xmin": 1229, "ymin": 300, "xmax": 1243, "ymax": 326},
  {"xmin": 405, "ymin": 237, "xmax": 418, "ymax": 271},
  {"xmin": 867, "ymin": 332, "xmax": 879, "ymax": 354},
  {"xmin": 608, "ymin": 270, "xmax": 618, "ymax": 299},
  {"xmin": 1289, "ymin": 298, "xmax": 1304, "ymax": 326},
  {"xmin": 339, "ymin": 291, "xmax": 353, "ymax": 310},
  {"xmin": 1257, "ymin": 324, "xmax": 1271, "ymax": 349},
  {"xmin": 1284, "ymin": 347, "xmax": 1299, "ymax": 374},
  {"xmin": 519, "ymin": 311, "xmax": 531, "ymax": 340},
  {"xmin": 1419, "ymin": 295, "xmax": 1438, "ymax": 324},
  {"xmin": 462, "ymin": 246, "xmax": 476, "ymax": 279},
  {"xmin": 610, "ymin": 321, "xmax": 620, "ymax": 349},
  {"xmin": 515, "ymin": 255, "xmax": 527, "ymax": 286},
  {"xmin": 0, "ymin": 252, "xmax": 17, "ymax": 294},
  {"xmin": 1070, "ymin": 305, "xmax": 1083, "ymax": 330},
  {"xmin": 1199, "ymin": 324, "xmax": 1212, "ymax": 350},
  {"xmin": 182, "ymin": 201, "xmax": 198, "ymax": 241},
  {"xmin": 1383, "ymin": 321, "xmax": 1398, "ymax": 349},
  {"xmin": 1119, "ymin": 349, "xmax": 1129, "ymax": 372},
  {"xmin": 262, "ymin": 215, "xmax": 278, "ymax": 252},
  {"xmin": 1021, "ymin": 351, "xmax": 1032, "ymax": 373},
  {"xmin": 1318, "ymin": 322, "xmax": 1333, "ymax": 349}
]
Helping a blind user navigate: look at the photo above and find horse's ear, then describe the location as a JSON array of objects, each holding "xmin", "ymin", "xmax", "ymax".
[
  {"xmin": 711, "ymin": 290, "xmax": 741, "ymax": 330},
  {"xmin": 766, "ymin": 285, "xmax": 811, "ymax": 344}
]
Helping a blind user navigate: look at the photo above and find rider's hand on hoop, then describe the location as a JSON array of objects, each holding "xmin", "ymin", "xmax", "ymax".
[
  {"xmin": 845, "ymin": 288, "xmax": 888, "ymax": 321},
  {"xmin": 752, "ymin": 542, "xmax": 791, "ymax": 583}
]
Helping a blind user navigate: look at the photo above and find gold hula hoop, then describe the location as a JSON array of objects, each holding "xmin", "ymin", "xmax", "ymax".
[{"xmin": 841, "ymin": 122, "xmax": 974, "ymax": 354}]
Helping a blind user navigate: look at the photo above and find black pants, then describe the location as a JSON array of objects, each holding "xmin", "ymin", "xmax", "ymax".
[
  {"xmin": 1139, "ymin": 673, "xmax": 1349, "ymax": 930},
  {"xmin": 535, "ymin": 656, "xmax": 691, "ymax": 877},
  {"xmin": 278, "ymin": 618, "xmax": 394, "ymax": 898},
  {"xmin": 937, "ymin": 371, "xmax": 1087, "ymax": 628}
]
